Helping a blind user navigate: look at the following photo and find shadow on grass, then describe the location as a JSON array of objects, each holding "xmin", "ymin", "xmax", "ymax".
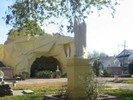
[
  {"xmin": 0, "ymin": 93, "xmax": 45, "ymax": 100},
  {"xmin": 104, "ymin": 89, "xmax": 133, "ymax": 100},
  {"xmin": 109, "ymin": 79, "xmax": 133, "ymax": 84}
]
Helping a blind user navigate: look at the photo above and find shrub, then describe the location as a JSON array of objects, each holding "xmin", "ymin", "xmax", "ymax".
[
  {"xmin": 128, "ymin": 62, "xmax": 133, "ymax": 74},
  {"xmin": 80, "ymin": 69, "xmax": 103, "ymax": 100},
  {"xmin": 61, "ymin": 72, "xmax": 67, "ymax": 78},
  {"xmin": 56, "ymin": 85, "xmax": 71, "ymax": 100},
  {"xmin": 0, "ymin": 70, "xmax": 4, "ymax": 77},
  {"xmin": 93, "ymin": 60, "xmax": 103, "ymax": 76},
  {"xmin": 0, "ymin": 84, "xmax": 13, "ymax": 97},
  {"xmin": 0, "ymin": 61, "xmax": 6, "ymax": 67},
  {"xmin": 102, "ymin": 69, "xmax": 109, "ymax": 77},
  {"xmin": 119, "ymin": 74, "xmax": 131, "ymax": 78},
  {"xmin": 13, "ymin": 74, "xmax": 23, "ymax": 80},
  {"xmin": 35, "ymin": 71, "xmax": 53, "ymax": 78}
]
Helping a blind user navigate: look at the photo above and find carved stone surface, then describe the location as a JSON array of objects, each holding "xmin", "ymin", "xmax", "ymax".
[
  {"xmin": 73, "ymin": 18, "xmax": 87, "ymax": 57},
  {"xmin": 23, "ymin": 90, "xmax": 34, "ymax": 94},
  {"xmin": 0, "ymin": 67, "xmax": 13, "ymax": 79},
  {"xmin": 0, "ymin": 31, "xmax": 74, "ymax": 76}
]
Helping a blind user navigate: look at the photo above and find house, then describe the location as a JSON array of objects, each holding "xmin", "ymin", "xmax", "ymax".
[
  {"xmin": 90, "ymin": 56, "xmax": 122, "ymax": 75},
  {"xmin": 99, "ymin": 56, "xmax": 122, "ymax": 75},
  {"xmin": 116, "ymin": 49, "xmax": 133, "ymax": 73},
  {"xmin": 99, "ymin": 56, "xmax": 121, "ymax": 68}
]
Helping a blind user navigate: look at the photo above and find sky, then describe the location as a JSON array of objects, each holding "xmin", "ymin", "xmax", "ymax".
[{"xmin": 0, "ymin": 0, "xmax": 133, "ymax": 56}]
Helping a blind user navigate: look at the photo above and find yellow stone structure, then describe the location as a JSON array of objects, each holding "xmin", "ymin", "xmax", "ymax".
[
  {"xmin": 67, "ymin": 58, "xmax": 90, "ymax": 100},
  {"xmin": 0, "ymin": 24, "xmax": 91, "ymax": 99},
  {"xmin": 0, "ymin": 29, "xmax": 74, "ymax": 76}
]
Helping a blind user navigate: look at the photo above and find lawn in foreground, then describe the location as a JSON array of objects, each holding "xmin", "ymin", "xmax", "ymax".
[
  {"xmin": 109, "ymin": 79, "xmax": 133, "ymax": 84},
  {"xmin": 1, "ymin": 82, "xmax": 133, "ymax": 100},
  {"xmin": 0, "ymin": 82, "xmax": 66, "ymax": 100},
  {"xmin": 104, "ymin": 89, "xmax": 133, "ymax": 100}
]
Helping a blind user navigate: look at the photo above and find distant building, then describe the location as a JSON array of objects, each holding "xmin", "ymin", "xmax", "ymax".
[
  {"xmin": 99, "ymin": 56, "xmax": 121, "ymax": 68},
  {"xmin": 99, "ymin": 56, "xmax": 122, "ymax": 75},
  {"xmin": 116, "ymin": 49, "xmax": 133, "ymax": 73},
  {"xmin": 90, "ymin": 56, "xmax": 122, "ymax": 75}
]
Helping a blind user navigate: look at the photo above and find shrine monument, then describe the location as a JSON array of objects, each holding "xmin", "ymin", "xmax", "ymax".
[
  {"xmin": 0, "ymin": 27, "xmax": 74, "ymax": 77},
  {"xmin": 67, "ymin": 18, "xmax": 90, "ymax": 100},
  {"xmin": 0, "ymin": 19, "xmax": 90, "ymax": 99}
]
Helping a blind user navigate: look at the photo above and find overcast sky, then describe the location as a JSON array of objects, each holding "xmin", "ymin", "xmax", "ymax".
[
  {"xmin": 86, "ymin": 0, "xmax": 133, "ymax": 56},
  {"xmin": 0, "ymin": 0, "xmax": 133, "ymax": 56}
]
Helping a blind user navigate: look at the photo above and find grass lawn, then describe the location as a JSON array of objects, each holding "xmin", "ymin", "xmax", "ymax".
[
  {"xmin": 1, "ymin": 81, "xmax": 133, "ymax": 100},
  {"xmin": 0, "ymin": 82, "xmax": 66, "ymax": 100},
  {"xmin": 109, "ymin": 79, "xmax": 133, "ymax": 84},
  {"xmin": 104, "ymin": 89, "xmax": 133, "ymax": 100}
]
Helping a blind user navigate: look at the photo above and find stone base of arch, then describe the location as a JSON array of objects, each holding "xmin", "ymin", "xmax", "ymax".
[{"xmin": 0, "ymin": 67, "xmax": 13, "ymax": 79}]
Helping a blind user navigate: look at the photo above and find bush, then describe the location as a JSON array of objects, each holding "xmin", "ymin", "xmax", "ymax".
[
  {"xmin": 35, "ymin": 71, "xmax": 53, "ymax": 78},
  {"xmin": 13, "ymin": 75, "xmax": 22, "ymax": 80},
  {"xmin": 0, "ymin": 61, "xmax": 6, "ymax": 67},
  {"xmin": 80, "ymin": 69, "xmax": 103, "ymax": 100},
  {"xmin": 119, "ymin": 74, "xmax": 131, "ymax": 78},
  {"xmin": 0, "ymin": 84, "xmax": 13, "ymax": 97},
  {"xmin": 128, "ymin": 62, "xmax": 133, "ymax": 74},
  {"xmin": 61, "ymin": 72, "xmax": 67, "ymax": 78},
  {"xmin": 102, "ymin": 69, "xmax": 109, "ymax": 77}
]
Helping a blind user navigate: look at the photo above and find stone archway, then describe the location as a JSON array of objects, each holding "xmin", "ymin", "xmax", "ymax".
[{"xmin": 30, "ymin": 56, "xmax": 60, "ymax": 77}]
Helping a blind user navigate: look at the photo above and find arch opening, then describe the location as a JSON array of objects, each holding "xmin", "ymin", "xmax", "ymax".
[{"xmin": 30, "ymin": 56, "xmax": 61, "ymax": 77}]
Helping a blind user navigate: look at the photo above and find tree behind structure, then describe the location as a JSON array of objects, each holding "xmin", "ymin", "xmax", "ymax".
[
  {"xmin": 93, "ymin": 60, "xmax": 103, "ymax": 76},
  {"xmin": 128, "ymin": 62, "xmax": 133, "ymax": 74}
]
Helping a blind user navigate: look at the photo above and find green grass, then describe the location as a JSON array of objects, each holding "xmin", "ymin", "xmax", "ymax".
[
  {"xmin": 109, "ymin": 79, "xmax": 133, "ymax": 84},
  {"xmin": 1, "ymin": 82, "xmax": 133, "ymax": 100},
  {"xmin": 102, "ymin": 85, "xmax": 112, "ymax": 89},
  {"xmin": 104, "ymin": 89, "xmax": 133, "ymax": 100},
  {"xmin": 0, "ymin": 82, "xmax": 66, "ymax": 100},
  {"xmin": 0, "ymin": 94, "xmax": 44, "ymax": 100}
]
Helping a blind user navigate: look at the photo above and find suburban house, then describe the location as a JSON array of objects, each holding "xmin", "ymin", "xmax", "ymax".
[
  {"xmin": 90, "ymin": 56, "xmax": 122, "ymax": 75},
  {"xmin": 99, "ymin": 56, "xmax": 122, "ymax": 75},
  {"xmin": 99, "ymin": 56, "xmax": 120, "ymax": 68},
  {"xmin": 116, "ymin": 49, "xmax": 133, "ymax": 73}
]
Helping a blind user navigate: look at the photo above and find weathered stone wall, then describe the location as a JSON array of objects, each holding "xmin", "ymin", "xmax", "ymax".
[
  {"xmin": 106, "ymin": 67, "xmax": 122, "ymax": 75},
  {"xmin": 0, "ymin": 67, "xmax": 13, "ymax": 79}
]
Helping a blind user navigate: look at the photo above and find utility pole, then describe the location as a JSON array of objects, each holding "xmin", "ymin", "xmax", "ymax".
[
  {"xmin": 118, "ymin": 40, "xmax": 128, "ymax": 74},
  {"xmin": 118, "ymin": 41, "xmax": 127, "ymax": 54},
  {"xmin": 122, "ymin": 40, "xmax": 128, "ymax": 73},
  {"xmin": 123, "ymin": 40, "xmax": 127, "ymax": 52}
]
